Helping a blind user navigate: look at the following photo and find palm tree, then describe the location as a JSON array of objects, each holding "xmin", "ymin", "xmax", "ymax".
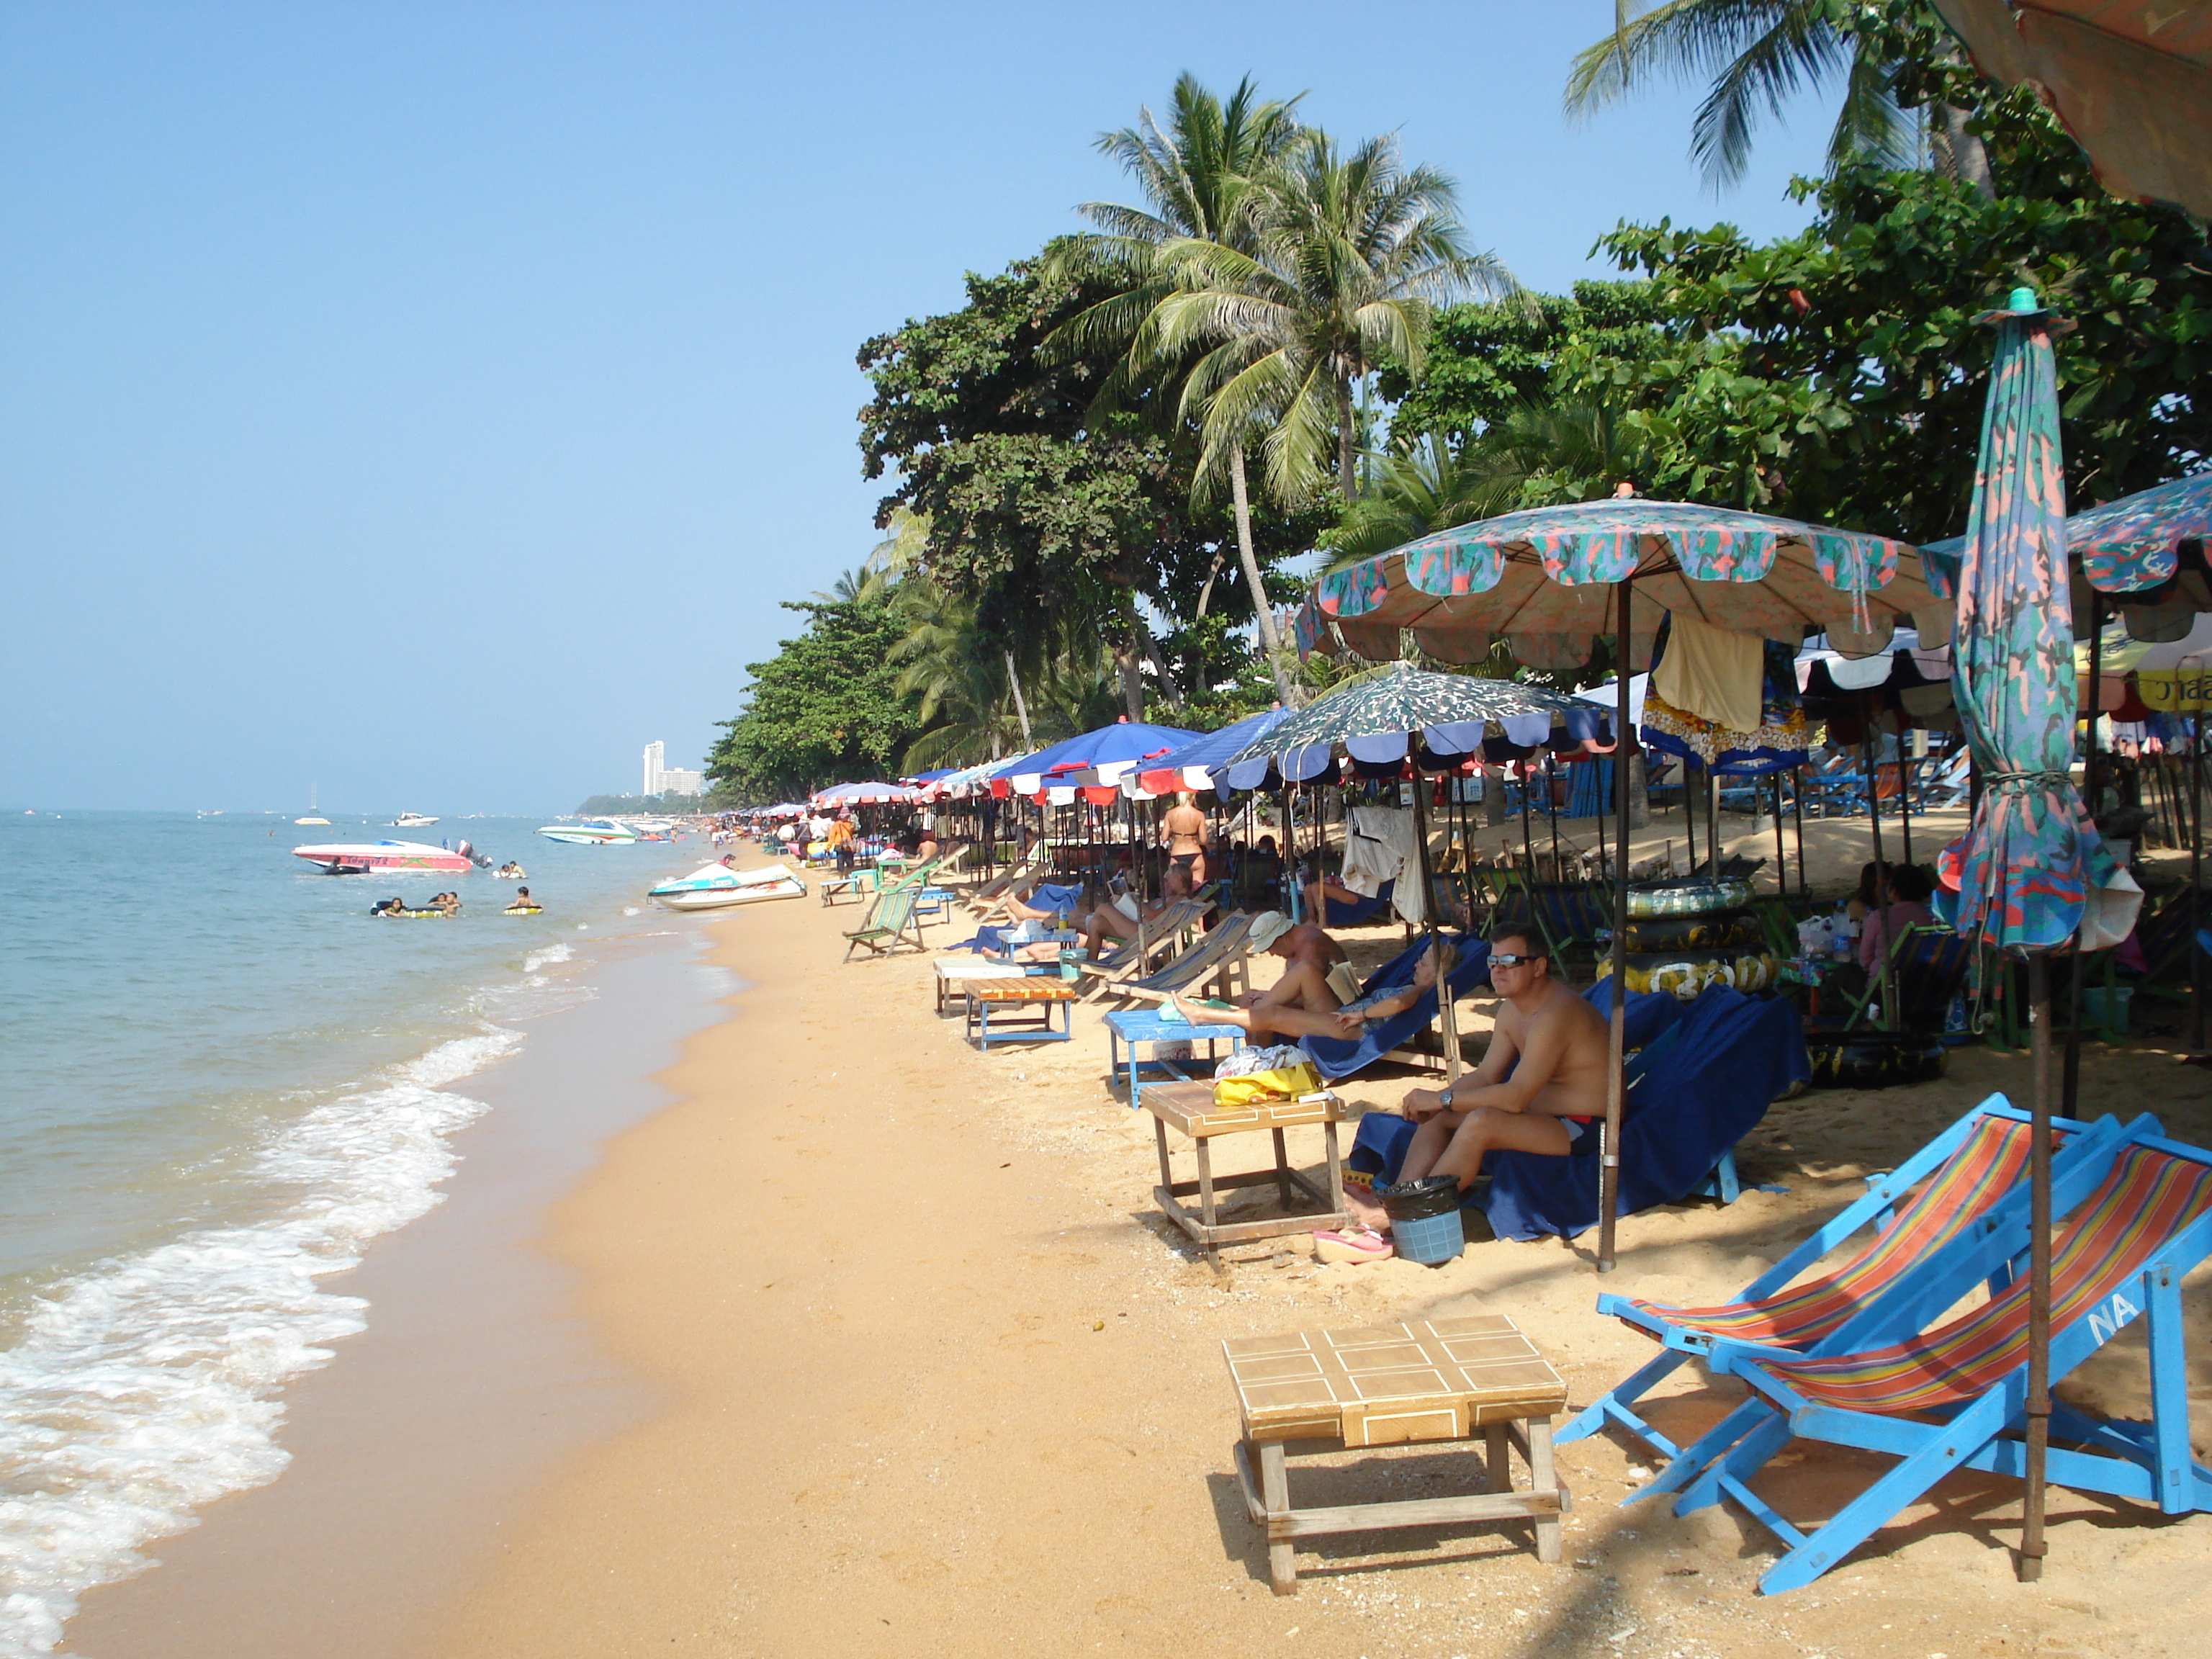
[
  {"xmin": 1156, "ymin": 130, "xmax": 1516, "ymax": 513},
  {"xmin": 1046, "ymin": 74, "xmax": 1307, "ymax": 702},
  {"xmin": 1563, "ymin": 1, "xmax": 1985, "ymax": 194}
]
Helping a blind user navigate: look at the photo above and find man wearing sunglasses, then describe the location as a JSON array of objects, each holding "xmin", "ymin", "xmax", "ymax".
[{"xmin": 1388, "ymin": 925, "xmax": 1611, "ymax": 1193}]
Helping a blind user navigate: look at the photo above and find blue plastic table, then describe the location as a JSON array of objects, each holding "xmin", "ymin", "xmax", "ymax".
[{"xmin": 1105, "ymin": 1007, "xmax": 1245, "ymax": 1112}]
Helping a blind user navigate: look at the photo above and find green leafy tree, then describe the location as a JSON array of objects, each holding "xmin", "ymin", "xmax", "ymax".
[
  {"xmin": 1048, "ymin": 73, "xmax": 1310, "ymax": 701},
  {"xmin": 704, "ymin": 595, "xmax": 922, "ymax": 804},
  {"xmin": 1156, "ymin": 130, "xmax": 1515, "ymax": 509}
]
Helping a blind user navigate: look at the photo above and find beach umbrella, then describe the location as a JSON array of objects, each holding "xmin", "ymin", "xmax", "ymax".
[
  {"xmin": 1943, "ymin": 285, "xmax": 2141, "ymax": 1584},
  {"xmin": 1933, "ymin": 2, "xmax": 2212, "ymax": 220},
  {"xmin": 1298, "ymin": 499, "xmax": 1933, "ymax": 1270},
  {"xmin": 993, "ymin": 719, "xmax": 1202, "ymax": 801},
  {"xmin": 809, "ymin": 781, "xmax": 921, "ymax": 807},
  {"xmin": 1058, "ymin": 707, "xmax": 1294, "ymax": 796}
]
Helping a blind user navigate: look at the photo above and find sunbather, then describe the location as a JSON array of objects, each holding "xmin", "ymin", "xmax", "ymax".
[
  {"xmin": 1167, "ymin": 936, "xmax": 1453, "ymax": 1043},
  {"xmin": 1076, "ymin": 863, "xmax": 1193, "ymax": 957},
  {"xmin": 1345, "ymin": 925, "xmax": 1608, "ymax": 1230}
]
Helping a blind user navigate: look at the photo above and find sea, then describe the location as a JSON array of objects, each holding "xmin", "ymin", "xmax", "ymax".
[{"xmin": 0, "ymin": 810, "xmax": 723, "ymax": 1656}]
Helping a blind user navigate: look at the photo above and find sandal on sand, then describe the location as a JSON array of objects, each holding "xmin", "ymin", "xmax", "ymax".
[{"xmin": 1313, "ymin": 1228, "xmax": 1394, "ymax": 1265}]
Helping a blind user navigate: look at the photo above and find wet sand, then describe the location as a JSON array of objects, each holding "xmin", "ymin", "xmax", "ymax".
[{"xmin": 60, "ymin": 927, "xmax": 730, "ymax": 1659}]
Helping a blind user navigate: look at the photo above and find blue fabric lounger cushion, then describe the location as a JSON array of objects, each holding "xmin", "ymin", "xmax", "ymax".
[
  {"xmin": 1300, "ymin": 932, "xmax": 1491, "ymax": 1082},
  {"xmin": 1478, "ymin": 986, "xmax": 1810, "ymax": 1243},
  {"xmin": 1321, "ymin": 878, "xmax": 1395, "ymax": 927}
]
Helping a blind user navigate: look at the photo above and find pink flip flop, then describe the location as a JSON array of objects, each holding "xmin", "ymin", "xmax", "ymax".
[{"xmin": 1313, "ymin": 1228, "xmax": 1394, "ymax": 1265}]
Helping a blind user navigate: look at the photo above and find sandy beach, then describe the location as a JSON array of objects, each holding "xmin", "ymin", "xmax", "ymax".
[{"xmin": 397, "ymin": 834, "xmax": 2212, "ymax": 1659}]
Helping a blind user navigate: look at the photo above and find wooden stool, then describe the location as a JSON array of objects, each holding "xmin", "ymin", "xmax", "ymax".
[
  {"xmin": 964, "ymin": 980, "xmax": 1077, "ymax": 1048},
  {"xmin": 1143, "ymin": 1080, "xmax": 1347, "ymax": 1267},
  {"xmin": 1224, "ymin": 1316, "xmax": 1570, "ymax": 1593}
]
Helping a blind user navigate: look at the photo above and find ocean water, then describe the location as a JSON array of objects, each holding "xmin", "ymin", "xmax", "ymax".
[{"xmin": 0, "ymin": 811, "xmax": 727, "ymax": 1655}]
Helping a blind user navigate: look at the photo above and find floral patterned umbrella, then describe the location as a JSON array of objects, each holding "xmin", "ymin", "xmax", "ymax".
[
  {"xmin": 1218, "ymin": 661, "xmax": 1609, "ymax": 788},
  {"xmin": 1295, "ymin": 499, "xmax": 1946, "ymax": 673}
]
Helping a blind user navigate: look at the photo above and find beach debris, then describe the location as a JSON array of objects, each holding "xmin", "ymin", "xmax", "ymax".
[{"xmin": 1092, "ymin": 1319, "xmax": 1105, "ymax": 1331}]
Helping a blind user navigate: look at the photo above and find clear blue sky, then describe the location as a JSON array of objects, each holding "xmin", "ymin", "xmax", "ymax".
[{"xmin": 0, "ymin": 1, "xmax": 1839, "ymax": 814}]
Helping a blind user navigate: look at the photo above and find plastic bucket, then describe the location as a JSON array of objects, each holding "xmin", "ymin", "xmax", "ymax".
[
  {"xmin": 1381, "ymin": 1177, "xmax": 1465, "ymax": 1265},
  {"xmin": 2082, "ymin": 984, "xmax": 2134, "ymax": 1035}
]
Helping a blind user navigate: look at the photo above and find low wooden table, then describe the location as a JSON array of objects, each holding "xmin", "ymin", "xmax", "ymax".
[
  {"xmin": 1142, "ymin": 1079, "xmax": 1347, "ymax": 1266},
  {"xmin": 963, "ymin": 979, "xmax": 1078, "ymax": 1048},
  {"xmin": 1225, "ymin": 1316, "xmax": 1570, "ymax": 1593}
]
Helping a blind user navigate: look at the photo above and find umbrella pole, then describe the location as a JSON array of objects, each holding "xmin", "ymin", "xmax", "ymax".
[
  {"xmin": 2195, "ymin": 707, "xmax": 2206, "ymax": 1051},
  {"xmin": 1520, "ymin": 760, "xmax": 1535, "ymax": 876},
  {"xmin": 1547, "ymin": 754, "xmax": 1563, "ymax": 876},
  {"xmin": 1772, "ymin": 774, "xmax": 1787, "ymax": 896},
  {"xmin": 1899, "ymin": 739, "xmax": 1915, "ymax": 871},
  {"xmin": 2065, "ymin": 593, "xmax": 2102, "ymax": 1110},
  {"xmin": 1412, "ymin": 776, "xmax": 1460, "ymax": 1082},
  {"xmin": 1862, "ymin": 709, "xmax": 1897, "ymax": 1029},
  {"xmin": 2020, "ymin": 950, "xmax": 2054, "ymax": 1581},
  {"xmin": 1599, "ymin": 580, "xmax": 1634, "ymax": 1274},
  {"xmin": 1794, "ymin": 765, "xmax": 1808, "ymax": 900}
]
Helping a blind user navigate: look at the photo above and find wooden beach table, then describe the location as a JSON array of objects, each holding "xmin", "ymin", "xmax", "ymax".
[
  {"xmin": 1225, "ymin": 1316, "xmax": 1571, "ymax": 1594},
  {"xmin": 963, "ymin": 979, "xmax": 1078, "ymax": 1048},
  {"xmin": 932, "ymin": 956, "xmax": 1025, "ymax": 1015},
  {"xmin": 1141, "ymin": 1079, "xmax": 1347, "ymax": 1265}
]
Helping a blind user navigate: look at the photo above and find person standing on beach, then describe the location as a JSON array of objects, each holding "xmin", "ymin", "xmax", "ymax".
[
  {"xmin": 1161, "ymin": 793, "xmax": 1209, "ymax": 885},
  {"xmin": 827, "ymin": 813, "xmax": 855, "ymax": 875}
]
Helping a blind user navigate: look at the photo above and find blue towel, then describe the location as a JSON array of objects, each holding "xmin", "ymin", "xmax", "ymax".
[
  {"xmin": 1029, "ymin": 882, "xmax": 1083, "ymax": 914},
  {"xmin": 1299, "ymin": 933, "xmax": 1491, "ymax": 1081},
  {"xmin": 1478, "ymin": 986, "xmax": 1809, "ymax": 1243}
]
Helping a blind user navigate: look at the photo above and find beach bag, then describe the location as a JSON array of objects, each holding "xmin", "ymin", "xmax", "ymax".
[
  {"xmin": 1213, "ymin": 1043, "xmax": 1306, "ymax": 1080},
  {"xmin": 1212, "ymin": 1060, "xmax": 1323, "ymax": 1107}
]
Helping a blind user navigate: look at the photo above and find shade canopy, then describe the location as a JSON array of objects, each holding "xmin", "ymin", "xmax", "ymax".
[
  {"xmin": 992, "ymin": 720, "xmax": 1202, "ymax": 798},
  {"xmin": 1296, "ymin": 499, "xmax": 1943, "ymax": 673},
  {"xmin": 1059, "ymin": 707, "xmax": 1293, "ymax": 796},
  {"xmin": 1218, "ymin": 662, "xmax": 1609, "ymax": 791},
  {"xmin": 809, "ymin": 781, "xmax": 920, "ymax": 806},
  {"xmin": 1933, "ymin": 1, "xmax": 2212, "ymax": 220}
]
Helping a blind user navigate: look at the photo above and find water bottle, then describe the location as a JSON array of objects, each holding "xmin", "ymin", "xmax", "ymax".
[{"xmin": 1832, "ymin": 899, "xmax": 1853, "ymax": 961}]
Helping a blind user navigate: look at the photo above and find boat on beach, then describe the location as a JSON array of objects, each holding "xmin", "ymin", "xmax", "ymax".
[
  {"xmin": 648, "ymin": 863, "xmax": 806, "ymax": 911},
  {"xmin": 537, "ymin": 819, "xmax": 638, "ymax": 845},
  {"xmin": 293, "ymin": 839, "xmax": 473, "ymax": 875}
]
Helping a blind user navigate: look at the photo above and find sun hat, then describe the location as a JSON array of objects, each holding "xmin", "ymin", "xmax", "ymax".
[{"xmin": 1246, "ymin": 909, "xmax": 1294, "ymax": 953}]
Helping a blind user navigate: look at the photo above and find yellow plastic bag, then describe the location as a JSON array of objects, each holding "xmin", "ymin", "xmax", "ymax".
[{"xmin": 1213, "ymin": 1062, "xmax": 1323, "ymax": 1107}]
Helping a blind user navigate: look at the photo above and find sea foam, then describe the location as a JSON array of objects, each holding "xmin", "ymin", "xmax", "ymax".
[{"xmin": 0, "ymin": 1026, "xmax": 519, "ymax": 1656}]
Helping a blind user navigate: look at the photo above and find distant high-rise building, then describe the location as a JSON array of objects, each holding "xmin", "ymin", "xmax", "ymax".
[
  {"xmin": 642, "ymin": 740, "xmax": 665, "ymax": 797},
  {"xmin": 660, "ymin": 767, "xmax": 703, "ymax": 799}
]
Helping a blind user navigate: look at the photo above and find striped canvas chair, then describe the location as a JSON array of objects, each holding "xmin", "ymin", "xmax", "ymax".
[
  {"xmin": 1559, "ymin": 1100, "xmax": 2121, "ymax": 1465},
  {"xmin": 1662, "ymin": 1128, "xmax": 2212, "ymax": 1594}
]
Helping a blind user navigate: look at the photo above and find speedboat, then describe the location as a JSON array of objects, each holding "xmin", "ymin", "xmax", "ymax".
[
  {"xmin": 294, "ymin": 839, "xmax": 472, "ymax": 875},
  {"xmin": 537, "ymin": 819, "xmax": 638, "ymax": 845},
  {"xmin": 648, "ymin": 863, "xmax": 806, "ymax": 912},
  {"xmin": 294, "ymin": 817, "xmax": 331, "ymax": 826},
  {"xmin": 393, "ymin": 813, "xmax": 439, "ymax": 828}
]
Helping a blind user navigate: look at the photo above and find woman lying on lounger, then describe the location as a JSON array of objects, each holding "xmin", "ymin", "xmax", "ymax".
[{"xmin": 1167, "ymin": 938, "xmax": 1455, "ymax": 1043}]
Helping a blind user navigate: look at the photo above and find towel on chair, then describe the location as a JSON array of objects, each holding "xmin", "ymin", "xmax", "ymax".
[
  {"xmin": 1298, "ymin": 932, "xmax": 1490, "ymax": 1080},
  {"xmin": 1478, "ymin": 986, "xmax": 1809, "ymax": 1243}
]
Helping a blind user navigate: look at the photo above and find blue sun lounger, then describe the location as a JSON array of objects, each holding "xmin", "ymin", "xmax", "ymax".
[{"xmin": 1296, "ymin": 932, "xmax": 1490, "ymax": 1082}]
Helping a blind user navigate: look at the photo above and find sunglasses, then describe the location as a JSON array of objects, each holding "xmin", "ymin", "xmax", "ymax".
[{"xmin": 1489, "ymin": 952, "xmax": 1542, "ymax": 968}]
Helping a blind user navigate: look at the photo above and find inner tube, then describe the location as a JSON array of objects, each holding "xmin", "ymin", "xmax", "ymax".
[
  {"xmin": 1595, "ymin": 948, "xmax": 1777, "ymax": 999},
  {"xmin": 1625, "ymin": 878, "xmax": 1754, "ymax": 919},
  {"xmin": 1619, "ymin": 909, "xmax": 1763, "ymax": 953},
  {"xmin": 505, "ymin": 904, "xmax": 544, "ymax": 914}
]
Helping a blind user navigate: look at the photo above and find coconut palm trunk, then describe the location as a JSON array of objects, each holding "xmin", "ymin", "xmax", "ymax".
[{"xmin": 1231, "ymin": 436, "xmax": 1297, "ymax": 706}]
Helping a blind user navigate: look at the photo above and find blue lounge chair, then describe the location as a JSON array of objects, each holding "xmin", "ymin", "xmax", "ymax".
[{"xmin": 1297, "ymin": 932, "xmax": 1491, "ymax": 1081}]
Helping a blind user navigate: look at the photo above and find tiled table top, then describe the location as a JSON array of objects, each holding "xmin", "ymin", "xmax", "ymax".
[{"xmin": 1226, "ymin": 1316, "xmax": 1567, "ymax": 1447}]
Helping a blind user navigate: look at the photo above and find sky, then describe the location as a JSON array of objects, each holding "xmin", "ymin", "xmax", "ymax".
[{"xmin": 0, "ymin": 2, "xmax": 1842, "ymax": 815}]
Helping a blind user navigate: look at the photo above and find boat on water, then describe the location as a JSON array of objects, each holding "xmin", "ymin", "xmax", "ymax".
[
  {"xmin": 293, "ymin": 839, "xmax": 473, "ymax": 875},
  {"xmin": 537, "ymin": 819, "xmax": 638, "ymax": 845},
  {"xmin": 648, "ymin": 863, "xmax": 806, "ymax": 912},
  {"xmin": 294, "ymin": 817, "xmax": 331, "ymax": 826},
  {"xmin": 295, "ymin": 786, "xmax": 330, "ymax": 825},
  {"xmin": 393, "ymin": 812, "xmax": 439, "ymax": 828}
]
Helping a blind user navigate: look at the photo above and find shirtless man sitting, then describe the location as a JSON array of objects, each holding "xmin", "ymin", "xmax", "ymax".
[{"xmin": 1345, "ymin": 925, "xmax": 1609, "ymax": 1231}]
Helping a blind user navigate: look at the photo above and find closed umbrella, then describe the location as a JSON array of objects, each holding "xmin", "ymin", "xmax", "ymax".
[
  {"xmin": 1944, "ymin": 285, "xmax": 2140, "ymax": 1583},
  {"xmin": 1297, "ymin": 499, "xmax": 1932, "ymax": 1269}
]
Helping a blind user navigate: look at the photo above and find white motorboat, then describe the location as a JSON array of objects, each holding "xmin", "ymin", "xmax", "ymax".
[
  {"xmin": 294, "ymin": 839, "xmax": 472, "ymax": 875},
  {"xmin": 537, "ymin": 819, "xmax": 637, "ymax": 845},
  {"xmin": 649, "ymin": 863, "xmax": 806, "ymax": 912},
  {"xmin": 393, "ymin": 813, "xmax": 439, "ymax": 828}
]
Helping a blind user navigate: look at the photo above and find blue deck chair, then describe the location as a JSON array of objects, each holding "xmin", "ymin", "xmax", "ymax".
[
  {"xmin": 1557, "ymin": 1100, "xmax": 2125, "ymax": 1468},
  {"xmin": 1296, "ymin": 932, "xmax": 1491, "ymax": 1081},
  {"xmin": 1475, "ymin": 986, "xmax": 1808, "ymax": 1243},
  {"xmin": 1642, "ymin": 1117, "xmax": 2210, "ymax": 1594}
]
